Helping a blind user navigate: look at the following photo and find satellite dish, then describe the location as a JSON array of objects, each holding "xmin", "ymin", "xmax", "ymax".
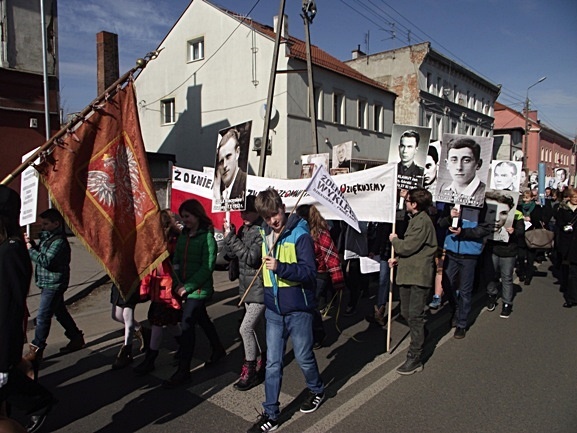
[
  {"xmin": 513, "ymin": 149, "xmax": 524, "ymax": 162},
  {"xmin": 260, "ymin": 103, "xmax": 277, "ymax": 121}
]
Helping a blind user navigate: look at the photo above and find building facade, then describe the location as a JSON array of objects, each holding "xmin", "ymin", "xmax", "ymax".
[
  {"xmin": 346, "ymin": 42, "xmax": 501, "ymax": 142},
  {"xmin": 0, "ymin": 0, "xmax": 59, "ymax": 206},
  {"xmin": 134, "ymin": 0, "xmax": 396, "ymax": 179},
  {"xmin": 494, "ymin": 102, "xmax": 575, "ymax": 183}
]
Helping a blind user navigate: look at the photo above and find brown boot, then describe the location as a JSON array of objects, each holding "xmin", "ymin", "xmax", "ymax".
[
  {"xmin": 111, "ymin": 345, "xmax": 133, "ymax": 370},
  {"xmin": 134, "ymin": 327, "xmax": 147, "ymax": 353}
]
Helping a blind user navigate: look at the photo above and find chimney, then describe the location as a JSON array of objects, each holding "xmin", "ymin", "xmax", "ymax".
[
  {"xmin": 97, "ymin": 31, "xmax": 119, "ymax": 95},
  {"xmin": 352, "ymin": 44, "xmax": 366, "ymax": 60},
  {"xmin": 273, "ymin": 14, "xmax": 289, "ymax": 38}
]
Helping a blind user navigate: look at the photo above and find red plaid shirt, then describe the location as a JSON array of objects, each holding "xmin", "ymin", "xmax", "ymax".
[{"xmin": 314, "ymin": 229, "xmax": 345, "ymax": 291}]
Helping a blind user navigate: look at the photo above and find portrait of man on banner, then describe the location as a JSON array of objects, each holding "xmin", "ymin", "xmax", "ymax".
[
  {"xmin": 332, "ymin": 141, "xmax": 352, "ymax": 170},
  {"xmin": 212, "ymin": 121, "xmax": 251, "ymax": 212},
  {"xmin": 435, "ymin": 134, "xmax": 492, "ymax": 208},
  {"xmin": 483, "ymin": 189, "xmax": 519, "ymax": 243},
  {"xmin": 300, "ymin": 163, "xmax": 315, "ymax": 179},
  {"xmin": 388, "ymin": 125, "xmax": 431, "ymax": 190},
  {"xmin": 424, "ymin": 141, "xmax": 441, "ymax": 200},
  {"xmin": 490, "ymin": 160, "xmax": 522, "ymax": 192},
  {"xmin": 302, "ymin": 153, "xmax": 330, "ymax": 170}
]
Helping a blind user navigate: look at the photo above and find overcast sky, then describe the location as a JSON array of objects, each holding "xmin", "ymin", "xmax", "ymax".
[{"xmin": 58, "ymin": 0, "xmax": 577, "ymax": 139}]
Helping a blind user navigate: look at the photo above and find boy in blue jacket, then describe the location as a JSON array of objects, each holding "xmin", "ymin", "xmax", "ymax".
[{"xmin": 248, "ymin": 188, "xmax": 324, "ymax": 433}]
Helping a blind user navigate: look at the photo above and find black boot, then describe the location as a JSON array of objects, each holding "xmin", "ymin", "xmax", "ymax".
[
  {"xmin": 234, "ymin": 360, "xmax": 261, "ymax": 391},
  {"xmin": 204, "ymin": 345, "xmax": 226, "ymax": 368},
  {"xmin": 396, "ymin": 352, "xmax": 423, "ymax": 375},
  {"xmin": 111, "ymin": 345, "xmax": 133, "ymax": 370},
  {"xmin": 134, "ymin": 349, "xmax": 159, "ymax": 375},
  {"xmin": 163, "ymin": 360, "xmax": 191, "ymax": 388},
  {"xmin": 256, "ymin": 352, "xmax": 266, "ymax": 381}
]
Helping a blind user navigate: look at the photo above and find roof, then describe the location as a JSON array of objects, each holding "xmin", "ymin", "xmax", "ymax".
[{"xmin": 219, "ymin": 8, "xmax": 393, "ymax": 95}]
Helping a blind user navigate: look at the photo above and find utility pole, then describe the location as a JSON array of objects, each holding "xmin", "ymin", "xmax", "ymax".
[
  {"xmin": 302, "ymin": 0, "xmax": 318, "ymax": 154},
  {"xmin": 523, "ymin": 76, "xmax": 547, "ymax": 170},
  {"xmin": 258, "ymin": 0, "xmax": 286, "ymax": 177}
]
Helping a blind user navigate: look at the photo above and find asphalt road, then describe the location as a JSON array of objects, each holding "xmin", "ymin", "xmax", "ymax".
[{"xmin": 15, "ymin": 258, "xmax": 577, "ymax": 433}]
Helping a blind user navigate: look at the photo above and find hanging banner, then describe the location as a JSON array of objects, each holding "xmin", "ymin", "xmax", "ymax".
[{"xmin": 172, "ymin": 163, "xmax": 398, "ymax": 223}]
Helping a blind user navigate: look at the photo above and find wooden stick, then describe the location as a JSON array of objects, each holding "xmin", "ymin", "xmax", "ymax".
[
  {"xmin": 386, "ymin": 220, "xmax": 396, "ymax": 352},
  {"xmin": 237, "ymin": 188, "xmax": 308, "ymax": 307}
]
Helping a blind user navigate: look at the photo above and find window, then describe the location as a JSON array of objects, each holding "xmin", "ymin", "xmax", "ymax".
[
  {"xmin": 374, "ymin": 104, "xmax": 383, "ymax": 132},
  {"xmin": 314, "ymin": 87, "xmax": 323, "ymax": 120},
  {"xmin": 357, "ymin": 99, "xmax": 367, "ymax": 129},
  {"xmin": 426, "ymin": 73, "xmax": 433, "ymax": 93},
  {"xmin": 453, "ymin": 85, "xmax": 458, "ymax": 102},
  {"xmin": 452, "ymin": 121, "xmax": 458, "ymax": 134},
  {"xmin": 161, "ymin": 98, "xmax": 175, "ymax": 124},
  {"xmin": 437, "ymin": 77, "xmax": 442, "ymax": 97},
  {"xmin": 187, "ymin": 37, "xmax": 204, "ymax": 62},
  {"xmin": 333, "ymin": 92, "xmax": 344, "ymax": 124}
]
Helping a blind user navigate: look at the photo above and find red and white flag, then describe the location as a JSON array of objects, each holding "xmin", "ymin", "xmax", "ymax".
[
  {"xmin": 36, "ymin": 82, "xmax": 168, "ymax": 299},
  {"xmin": 305, "ymin": 164, "xmax": 360, "ymax": 232}
]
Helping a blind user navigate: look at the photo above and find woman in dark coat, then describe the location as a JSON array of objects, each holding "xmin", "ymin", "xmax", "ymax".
[{"xmin": 555, "ymin": 187, "xmax": 577, "ymax": 307}]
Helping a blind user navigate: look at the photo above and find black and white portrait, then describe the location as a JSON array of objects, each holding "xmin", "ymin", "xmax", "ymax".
[
  {"xmin": 489, "ymin": 160, "xmax": 522, "ymax": 192},
  {"xmin": 424, "ymin": 141, "xmax": 441, "ymax": 201},
  {"xmin": 332, "ymin": 141, "xmax": 352, "ymax": 170},
  {"xmin": 388, "ymin": 125, "xmax": 431, "ymax": 190},
  {"xmin": 435, "ymin": 134, "xmax": 492, "ymax": 208},
  {"xmin": 483, "ymin": 189, "xmax": 519, "ymax": 243},
  {"xmin": 212, "ymin": 121, "xmax": 251, "ymax": 212},
  {"xmin": 302, "ymin": 153, "xmax": 330, "ymax": 171}
]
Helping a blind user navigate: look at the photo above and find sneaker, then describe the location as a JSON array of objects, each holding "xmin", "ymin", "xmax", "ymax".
[
  {"xmin": 428, "ymin": 295, "xmax": 442, "ymax": 309},
  {"xmin": 453, "ymin": 327, "xmax": 466, "ymax": 339},
  {"xmin": 486, "ymin": 294, "xmax": 497, "ymax": 312},
  {"xmin": 247, "ymin": 413, "xmax": 278, "ymax": 433},
  {"xmin": 500, "ymin": 303, "xmax": 512, "ymax": 318},
  {"xmin": 300, "ymin": 391, "xmax": 325, "ymax": 413}
]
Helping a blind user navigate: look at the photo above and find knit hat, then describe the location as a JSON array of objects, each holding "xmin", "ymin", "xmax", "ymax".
[{"xmin": 0, "ymin": 185, "xmax": 21, "ymax": 220}]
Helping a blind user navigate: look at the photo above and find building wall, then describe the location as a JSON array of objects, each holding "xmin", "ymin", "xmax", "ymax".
[
  {"xmin": 346, "ymin": 42, "xmax": 499, "ymax": 142},
  {"xmin": 0, "ymin": 0, "xmax": 59, "ymax": 210},
  {"xmin": 135, "ymin": 0, "xmax": 396, "ymax": 179}
]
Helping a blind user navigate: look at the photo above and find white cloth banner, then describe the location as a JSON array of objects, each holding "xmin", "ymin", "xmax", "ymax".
[
  {"xmin": 305, "ymin": 164, "xmax": 360, "ymax": 232},
  {"xmin": 172, "ymin": 163, "xmax": 398, "ymax": 223}
]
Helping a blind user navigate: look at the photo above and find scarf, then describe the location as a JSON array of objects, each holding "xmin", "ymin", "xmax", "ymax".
[{"xmin": 520, "ymin": 201, "xmax": 535, "ymax": 216}]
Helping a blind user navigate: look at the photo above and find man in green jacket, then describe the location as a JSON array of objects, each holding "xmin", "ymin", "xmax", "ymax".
[{"xmin": 389, "ymin": 188, "xmax": 438, "ymax": 375}]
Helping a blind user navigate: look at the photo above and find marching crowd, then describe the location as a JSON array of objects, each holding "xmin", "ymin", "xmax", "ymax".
[{"xmin": 0, "ymin": 181, "xmax": 576, "ymax": 433}]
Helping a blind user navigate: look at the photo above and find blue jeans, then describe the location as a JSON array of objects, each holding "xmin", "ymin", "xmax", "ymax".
[
  {"xmin": 486, "ymin": 254, "xmax": 516, "ymax": 305},
  {"xmin": 263, "ymin": 308, "xmax": 324, "ymax": 420},
  {"xmin": 378, "ymin": 260, "xmax": 391, "ymax": 307},
  {"xmin": 443, "ymin": 253, "xmax": 478, "ymax": 329},
  {"xmin": 32, "ymin": 288, "xmax": 82, "ymax": 350}
]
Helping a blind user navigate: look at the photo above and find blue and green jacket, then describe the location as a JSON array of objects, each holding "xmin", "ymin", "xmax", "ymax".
[{"xmin": 259, "ymin": 214, "xmax": 317, "ymax": 314}]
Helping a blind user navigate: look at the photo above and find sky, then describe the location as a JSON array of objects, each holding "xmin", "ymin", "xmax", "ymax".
[{"xmin": 58, "ymin": 0, "xmax": 577, "ymax": 140}]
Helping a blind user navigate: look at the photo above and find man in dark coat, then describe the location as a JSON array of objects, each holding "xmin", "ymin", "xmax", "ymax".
[{"xmin": 0, "ymin": 186, "xmax": 54, "ymax": 432}]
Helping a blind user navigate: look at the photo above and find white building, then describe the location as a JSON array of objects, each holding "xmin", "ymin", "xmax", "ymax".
[
  {"xmin": 346, "ymin": 42, "xmax": 501, "ymax": 142},
  {"xmin": 135, "ymin": 0, "xmax": 396, "ymax": 178}
]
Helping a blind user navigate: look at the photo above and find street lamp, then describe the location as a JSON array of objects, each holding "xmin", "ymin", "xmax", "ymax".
[{"xmin": 523, "ymin": 76, "xmax": 547, "ymax": 169}]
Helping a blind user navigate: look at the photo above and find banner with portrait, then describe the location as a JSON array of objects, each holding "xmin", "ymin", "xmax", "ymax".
[
  {"xmin": 173, "ymin": 163, "xmax": 398, "ymax": 223},
  {"xmin": 483, "ymin": 189, "xmax": 520, "ymax": 243},
  {"xmin": 388, "ymin": 124, "xmax": 431, "ymax": 190},
  {"xmin": 435, "ymin": 134, "xmax": 493, "ymax": 208},
  {"xmin": 212, "ymin": 121, "xmax": 251, "ymax": 212},
  {"xmin": 332, "ymin": 141, "xmax": 352, "ymax": 171},
  {"xmin": 489, "ymin": 160, "xmax": 522, "ymax": 192}
]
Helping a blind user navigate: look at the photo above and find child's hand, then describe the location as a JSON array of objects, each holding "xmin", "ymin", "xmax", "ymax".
[{"xmin": 264, "ymin": 256, "xmax": 278, "ymax": 271}]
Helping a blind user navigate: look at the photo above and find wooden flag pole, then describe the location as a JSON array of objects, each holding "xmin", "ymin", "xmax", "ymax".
[
  {"xmin": 386, "ymin": 219, "xmax": 396, "ymax": 352},
  {"xmin": 1, "ymin": 51, "xmax": 161, "ymax": 186},
  {"xmin": 237, "ymin": 187, "xmax": 309, "ymax": 307}
]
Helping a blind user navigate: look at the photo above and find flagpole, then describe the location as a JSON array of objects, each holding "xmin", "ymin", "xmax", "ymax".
[
  {"xmin": 237, "ymin": 187, "xmax": 308, "ymax": 307},
  {"xmin": 1, "ymin": 51, "xmax": 161, "ymax": 186},
  {"xmin": 386, "ymin": 221, "xmax": 395, "ymax": 352}
]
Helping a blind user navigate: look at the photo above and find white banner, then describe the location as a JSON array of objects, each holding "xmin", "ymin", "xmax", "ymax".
[
  {"xmin": 305, "ymin": 164, "xmax": 360, "ymax": 232},
  {"xmin": 20, "ymin": 148, "xmax": 40, "ymax": 227},
  {"xmin": 172, "ymin": 163, "xmax": 398, "ymax": 223}
]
